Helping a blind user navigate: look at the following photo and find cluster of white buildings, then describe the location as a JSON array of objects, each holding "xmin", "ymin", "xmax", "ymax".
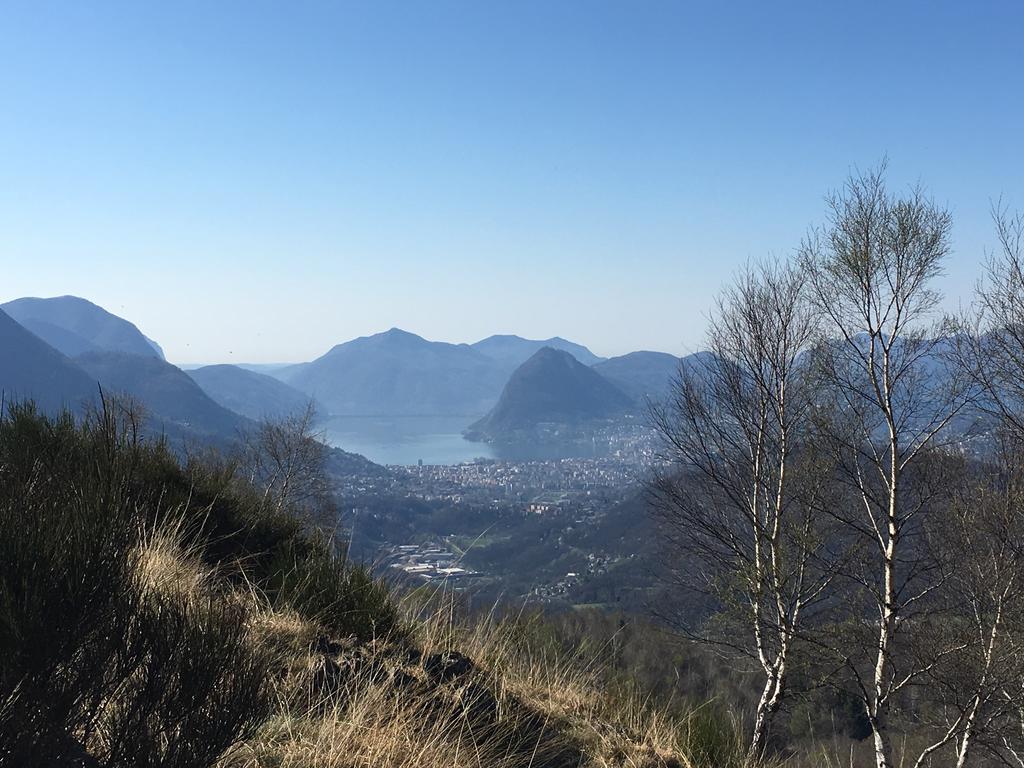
[{"xmin": 384, "ymin": 543, "xmax": 480, "ymax": 582}]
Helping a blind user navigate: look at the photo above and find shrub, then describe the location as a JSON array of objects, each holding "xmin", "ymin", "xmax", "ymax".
[
  {"xmin": 93, "ymin": 593, "xmax": 270, "ymax": 768},
  {"xmin": 264, "ymin": 533, "xmax": 401, "ymax": 641},
  {"xmin": 0, "ymin": 455, "xmax": 142, "ymax": 764},
  {"xmin": 0, "ymin": 401, "xmax": 398, "ymax": 765}
]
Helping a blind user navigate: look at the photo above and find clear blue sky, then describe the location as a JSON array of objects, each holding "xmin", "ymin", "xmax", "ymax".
[{"xmin": 2, "ymin": 1, "xmax": 1022, "ymax": 364}]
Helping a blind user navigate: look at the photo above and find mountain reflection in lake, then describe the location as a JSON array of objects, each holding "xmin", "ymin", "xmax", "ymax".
[{"xmin": 319, "ymin": 415, "xmax": 610, "ymax": 466}]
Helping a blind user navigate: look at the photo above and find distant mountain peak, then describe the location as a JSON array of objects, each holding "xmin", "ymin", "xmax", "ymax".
[
  {"xmin": 466, "ymin": 346, "xmax": 632, "ymax": 441},
  {"xmin": 471, "ymin": 334, "xmax": 603, "ymax": 368},
  {"xmin": 15, "ymin": 294, "xmax": 100, "ymax": 309},
  {"xmin": 283, "ymin": 328, "xmax": 507, "ymax": 417},
  {"xmin": 531, "ymin": 345, "xmax": 574, "ymax": 362},
  {"xmin": 379, "ymin": 327, "xmax": 430, "ymax": 343},
  {"xmin": 2, "ymin": 295, "xmax": 164, "ymax": 360},
  {"xmin": 591, "ymin": 350, "xmax": 683, "ymax": 405}
]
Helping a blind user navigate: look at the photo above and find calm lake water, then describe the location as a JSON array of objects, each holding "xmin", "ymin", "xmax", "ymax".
[{"xmin": 320, "ymin": 415, "xmax": 610, "ymax": 466}]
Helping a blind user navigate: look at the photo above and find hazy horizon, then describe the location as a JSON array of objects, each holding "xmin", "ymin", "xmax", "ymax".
[{"xmin": 3, "ymin": 2, "xmax": 1023, "ymax": 364}]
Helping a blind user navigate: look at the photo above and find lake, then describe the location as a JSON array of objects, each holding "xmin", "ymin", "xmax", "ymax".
[{"xmin": 319, "ymin": 415, "xmax": 612, "ymax": 466}]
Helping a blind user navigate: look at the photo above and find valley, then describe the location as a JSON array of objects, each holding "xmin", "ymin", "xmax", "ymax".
[{"xmin": 0, "ymin": 295, "xmax": 673, "ymax": 613}]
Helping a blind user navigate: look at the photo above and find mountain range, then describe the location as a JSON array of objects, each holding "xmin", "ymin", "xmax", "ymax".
[
  {"xmin": 0, "ymin": 294, "xmax": 691, "ymax": 450},
  {"xmin": 278, "ymin": 328, "xmax": 508, "ymax": 417},
  {"xmin": 0, "ymin": 299, "xmax": 245, "ymax": 447},
  {"xmin": 269, "ymin": 329, "xmax": 681, "ymax": 422},
  {"xmin": 4, "ymin": 292, "xmax": 996, "ymax": 464}
]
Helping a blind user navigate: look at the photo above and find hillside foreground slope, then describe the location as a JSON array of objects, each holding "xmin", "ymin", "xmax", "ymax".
[{"xmin": 0, "ymin": 401, "xmax": 741, "ymax": 768}]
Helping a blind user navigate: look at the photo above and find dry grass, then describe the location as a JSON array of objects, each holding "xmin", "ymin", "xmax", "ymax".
[
  {"xmin": 206, "ymin": 581, "xmax": 732, "ymax": 768},
  {"xmin": 134, "ymin": 528, "xmax": 736, "ymax": 768},
  {"xmin": 135, "ymin": 514, "xmax": 214, "ymax": 600},
  {"xmin": 115, "ymin": 532, "xmax": 885, "ymax": 768},
  {"xmin": 222, "ymin": 586, "xmax": 750, "ymax": 768},
  {"xmin": 224, "ymin": 684, "xmax": 572, "ymax": 768},
  {"xmin": 413, "ymin": 601, "xmax": 729, "ymax": 768}
]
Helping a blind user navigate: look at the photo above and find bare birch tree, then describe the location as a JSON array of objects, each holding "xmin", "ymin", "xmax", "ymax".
[
  {"xmin": 239, "ymin": 401, "xmax": 335, "ymax": 523},
  {"xmin": 943, "ymin": 207, "xmax": 1024, "ymax": 767},
  {"xmin": 799, "ymin": 165, "xmax": 971, "ymax": 768},
  {"xmin": 958, "ymin": 206, "xmax": 1024, "ymax": 441},
  {"xmin": 915, "ymin": 435, "xmax": 1024, "ymax": 768},
  {"xmin": 651, "ymin": 259, "xmax": 833, "ymax": 762}
]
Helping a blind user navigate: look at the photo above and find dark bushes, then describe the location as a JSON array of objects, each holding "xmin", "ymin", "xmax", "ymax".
[
  {"xmin": 93, "ymin": 594, "xmax": 270, "ymax": 768},
  {"xmin": 0, "ymin": 400, "xmax": 399, "ymax": 766},
  {"xmin": 263, "ymin": 533, "xmax": 399, "ymax": 641},
  {"xmin": 0, "ymin": 455, "xmax": 143, "ymax": 765},
  {"xmin": 0, "ymin": 402, "xmax": 271, "ymax": 767}
]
